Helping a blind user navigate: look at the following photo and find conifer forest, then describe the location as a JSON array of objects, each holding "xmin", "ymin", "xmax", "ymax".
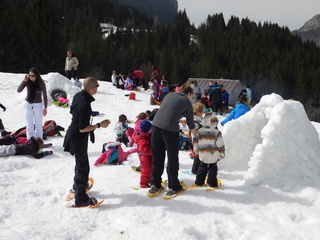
[{"xmin": 1, "ymin": 0, "xmax": 320, "ymax": 120}]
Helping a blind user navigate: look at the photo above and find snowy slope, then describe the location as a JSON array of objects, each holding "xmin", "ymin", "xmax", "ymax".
[{"xmin": 0, "ymin": 72, "xmax": 320, "ymax": 240}]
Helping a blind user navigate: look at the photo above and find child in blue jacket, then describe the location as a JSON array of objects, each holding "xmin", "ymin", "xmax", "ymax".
[{"xmin": 221, "ymin": 95, "xmax": 250, "ymax": 126}]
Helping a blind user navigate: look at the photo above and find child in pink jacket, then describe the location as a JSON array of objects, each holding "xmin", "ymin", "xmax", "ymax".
[{"xmin": 129, "ymin": 112, "xmax": 148, "ymax": 147}]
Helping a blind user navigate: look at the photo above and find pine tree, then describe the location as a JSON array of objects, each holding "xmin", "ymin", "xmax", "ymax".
[
  {"xmin": 19, "ymin": 0, "xmax": 65, "ymax": 73},
  {"xmin": 0, "ymin": 0, "xmax": 19, "ymax": 72}
]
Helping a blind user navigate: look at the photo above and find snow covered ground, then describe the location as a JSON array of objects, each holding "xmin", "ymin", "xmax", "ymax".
[{"xmin": 0, "ymin": 72, "xmax": 320, "ymax": 240}]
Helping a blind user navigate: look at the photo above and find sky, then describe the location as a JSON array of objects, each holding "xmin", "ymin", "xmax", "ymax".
[
  {"xmin": 1, "ymin": 72, "xmax": 320, "ymax": 239},
  {"xmin": 178, "ymin": 0, "xmax": 320, "ymax": 31}
]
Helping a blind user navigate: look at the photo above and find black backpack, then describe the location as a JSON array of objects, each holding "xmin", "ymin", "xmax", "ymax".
[{"xmin": 148, "ymin": 108, "xmax": 159, "ymax": 121}]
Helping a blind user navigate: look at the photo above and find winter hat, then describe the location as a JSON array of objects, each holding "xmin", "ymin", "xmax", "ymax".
[{"xmin": 140, "ymin": 120, "xmax": 152, "ymax": 133}]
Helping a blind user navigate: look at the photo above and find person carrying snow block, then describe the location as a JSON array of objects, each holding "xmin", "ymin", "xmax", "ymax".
[{"xmin": 0, "ymin": 137, "xmax": 52, "ymax": 159}]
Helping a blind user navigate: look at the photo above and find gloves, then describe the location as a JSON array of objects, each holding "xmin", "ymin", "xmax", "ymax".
[
  {"xmin": 43, "ymin": 151, "xmax": 53, "ymax": 156},
  {"xmin": 0, "ymin": 104, "xmax": 5, "ymax": 112}
]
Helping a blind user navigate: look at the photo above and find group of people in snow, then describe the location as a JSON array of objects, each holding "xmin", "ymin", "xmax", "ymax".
[{"xmin": 0, "ymin": 60, "xmax": 253, "ymax": 207}]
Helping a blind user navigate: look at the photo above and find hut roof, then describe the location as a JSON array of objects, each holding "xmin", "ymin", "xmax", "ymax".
[{"xmin": 187, "ymin": 78, "xmax": 242, "ymax": 93}]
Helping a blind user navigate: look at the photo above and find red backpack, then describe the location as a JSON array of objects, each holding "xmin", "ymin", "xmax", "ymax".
[{"xmin": 43, "ymin": 120, "xmax": 57, "ymax": 136}]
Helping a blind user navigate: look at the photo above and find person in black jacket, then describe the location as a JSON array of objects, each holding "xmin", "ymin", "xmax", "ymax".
[
  {"xmin": 208, "ymin": 81, "xmax": 222, "ymax": 114},
  {"xmin": 0, "ymin": 137, "xmax": 52, "ymax": 158},
  {"xmin": 63, "ymin": 77, "xmax": 110, "ymax": 208}
]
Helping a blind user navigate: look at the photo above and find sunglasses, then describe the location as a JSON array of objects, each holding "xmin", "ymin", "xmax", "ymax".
[
  {"xmin": 29, "ymin": 75, "xmax": 36, "ymax": 77},
  {"xmin": 93, "ymin": 84, "xmax": 99, "ymax": 88}
]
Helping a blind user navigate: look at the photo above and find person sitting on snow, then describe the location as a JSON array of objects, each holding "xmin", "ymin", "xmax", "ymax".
[
  {"xmin": 0, "ymin": 136, "xmax": 52, "ymax": 159},
  {"xmin": 74, "ymin": 76, "xmax": 82, "ymax": 88},
  {"xmin": 114, "ymin": 114, "xmax": 131, "ymax": 146},
  {"xmin": 124, "ymin": 75, "xmax": 136, "ymax": 90}
]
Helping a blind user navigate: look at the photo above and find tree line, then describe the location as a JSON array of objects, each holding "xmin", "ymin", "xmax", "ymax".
[{"xmin": 1, "ymin": 0, "xmax": 320, "ymax": 120}]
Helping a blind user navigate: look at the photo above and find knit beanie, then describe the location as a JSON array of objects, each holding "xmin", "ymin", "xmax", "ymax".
[{"xmin": 140, "ymin": 120, "xmax": 152, "ymax": 133}]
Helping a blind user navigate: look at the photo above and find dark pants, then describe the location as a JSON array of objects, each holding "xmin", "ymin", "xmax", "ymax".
[
  {"xmin": 73, "ymin": 148, "xmax": 90, "ymax": 205},
  {"xmin": 191, "ymin": 156, "xmax": 200, "ymax": 174},
  {"xmin": 195, "ymin": 162, "xmax": 218, "ymax": 187},
  {"xmin": 0, "ymin": 136, "xmax": 15, "ymax": 145},
  {"xmin": 141, "ymin": 79, "xmax": 148, "ymax": 90},
  {"xmin": 222, "ymin": 102, "xmax": 229, "ymax": 111},
  {"xmin": 150, "ymin": 126, "xmax": 181, "ymax": 191},
  {"xmin": 211, "ymin": 102, "xmax": 222, "ymax": 113},
  {"xmin": 117, "ymin": 133, "xmax": 129, "ymax": 146},
  {"xmin": 133, "ymin": 78, "xmax": 140, "ymax": 87},
  {"xmin": 66, "ymin": 70, "xmax": 77, "ymax": 80}
]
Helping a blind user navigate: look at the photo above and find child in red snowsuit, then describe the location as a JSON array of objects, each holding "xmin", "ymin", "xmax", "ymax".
[
  {"xmin": 130, "ymin": 112, "xmax": 148, "ymax": 147},
  {"xmin": 134, "ymin": 120, "xmax": 152, "ymax": 188}
]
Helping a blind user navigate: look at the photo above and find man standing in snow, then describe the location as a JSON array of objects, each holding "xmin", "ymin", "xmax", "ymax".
[
  {"xmin": 208, "ymin": 81, "xmax": 222, "ymax": 114},
  {"xmin": 63, "ymin": 77, "xmax": 110, "ymax": 207},
  {"xmin": 65, "ymin": 50, "xmax": 79, "ymax": 80}
]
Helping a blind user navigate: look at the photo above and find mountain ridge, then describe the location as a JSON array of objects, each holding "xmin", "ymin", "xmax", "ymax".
[{"xmin": 293, "ymin": 14, "xmax": 320, "ymax": 46}]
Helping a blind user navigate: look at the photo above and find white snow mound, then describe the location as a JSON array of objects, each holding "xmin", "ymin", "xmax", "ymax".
[{"xmin": 221, "ymin": 93, "xmax": 320, "ymax": 191}]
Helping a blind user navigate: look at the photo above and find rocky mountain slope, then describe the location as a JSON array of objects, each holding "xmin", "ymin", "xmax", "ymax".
[{"xmin": 292, "ymin": 14, "xmax": 320, "ymax": 47}]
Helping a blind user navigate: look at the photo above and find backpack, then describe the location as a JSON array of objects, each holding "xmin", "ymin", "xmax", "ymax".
[
  {"xmin": 94, "ymin": 142, "xmax": 138, "ymax": 166},
  {"xmin": 148, "ymin": 108, "xmax": 158, "ymax": 121},
  {"xmin": 43, "ymin": 120, "xmax": 57, "ymax": 136},
  {"xmin": 12, "ymin": 121, "xmax": 62, "ymax": 143}
]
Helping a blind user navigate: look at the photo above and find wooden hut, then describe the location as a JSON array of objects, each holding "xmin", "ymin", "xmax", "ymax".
[{"xmin": 186, "ymin": 78, "xmax": 243, "ymax": 106}]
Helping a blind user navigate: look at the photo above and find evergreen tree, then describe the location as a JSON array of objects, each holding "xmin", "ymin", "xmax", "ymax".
[
  {"xmin": 0, "ymin": 0, "xmax": 19, "ymax": 72},
  {"xmin": 19, "ymin": 0, "xmax": 65, "ymax": 73}
]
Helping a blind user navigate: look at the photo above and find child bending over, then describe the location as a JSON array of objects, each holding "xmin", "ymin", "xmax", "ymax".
[{"xmin": 0, "ymin": 136, "xmax": 52, "ymax": 159}]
